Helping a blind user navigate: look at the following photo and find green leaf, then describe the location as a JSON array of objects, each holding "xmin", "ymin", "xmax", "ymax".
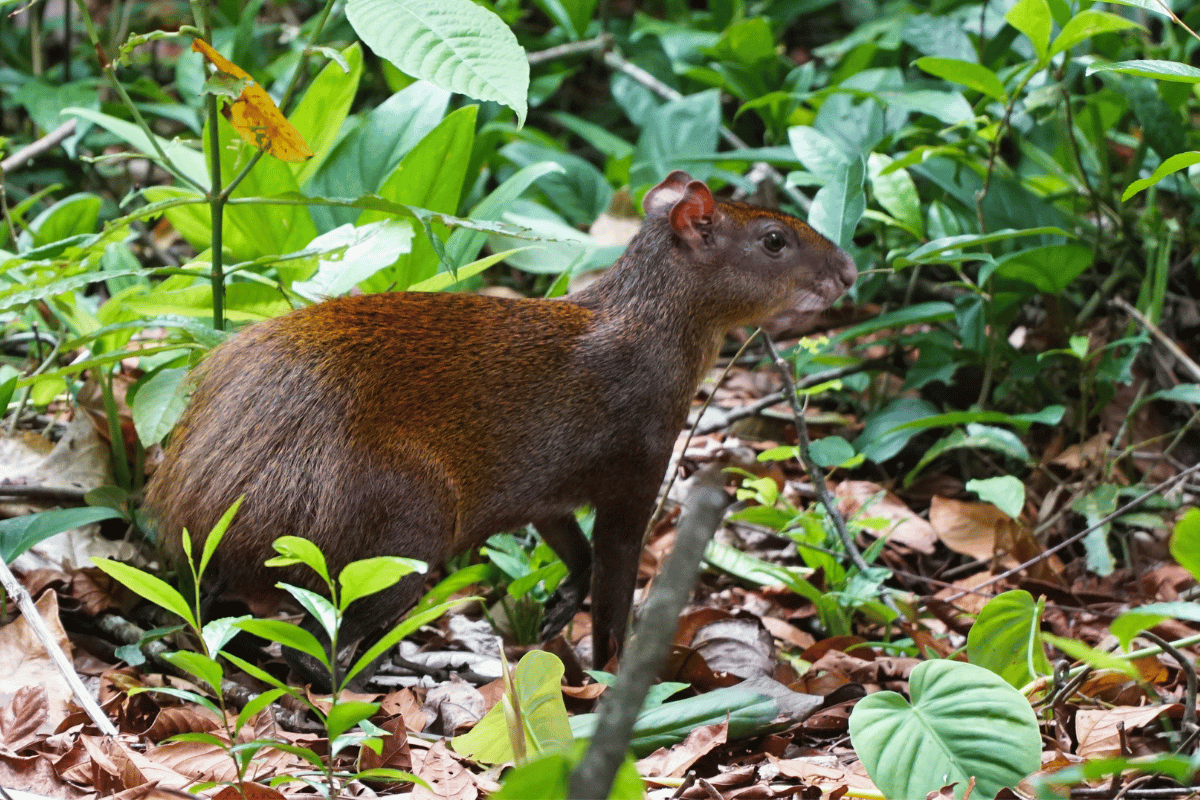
[
  {"xmin": 1121, "ymin": 151, "xmax": 1200, "ymax": 201},
  {"xmin": 808, "ymin": 436, "xmax": 858, "ymax": 468},
  {"xmin": 992, "ymin": 244, "xmax": 1094, "ymax": 293},
  {"xmin": 131, "ymin": 367, "xmax": 190, "ymax": 448},
  {"xmin": 705, "ymin": 541, "xmax": 810, "ymax": 588},
  {"xmin": 887, "ymin": 406, "xmax": 1065, "ymax": 435},
  {"xmin": 914, "ymin": 57, "xmax": 1007, "ymax": 101},
  {"xmin": 894, "ymin": 227, "xmax": 1071, "ymax": 268},
  {"xmin": 326, "ymin": 700, "xmax": 381, "ymax": 742},
  {"xmin": 1049, "ymin": 11, "xmax": 1142, "ymax": 57},
  {"xmin": 1169, "ymin": 508, "xmax": 1200, "ymax": 582},
  {"xmin": 199, "ymin": 497, "xmax": 244, "ymax": 585},
  {"xmin": 867, "ymin": 153, "xmax": 924, "ymax": 239},
  {"xmin": 162, "ymin": 650, "xmax": 224, "ymax": 695},
  {"xmin": 1089, "ymin": 60, "xmax": 1200, "ymax": 84},
  {"xmin": 570, "ymin": 677, "xmax": 822, "ymax": 756},
  {"xmin": 1005, "ymin": 0, "xmax": 1052, "ymax": 63},
  {"xmin": 22, "ymin": 193, "xmax": 102, "ymax": 250},
  {"xmin": 631, "ymin": 90, "xmax": 721, "ymax": 187},
  {"xmin": 904, "ymin": 425, "xmax": 1031, "ymax": 487},
  {"xmin": 267, "ymin": 536, "xmax": 330, "ymax": 584},
  {"xmin": 444, "ymin": 162, "xmax": 565, "ymax": 267},
  {"xmin": 1110, "ymin": 601, "xmax": 1200, "ymax": 650},
  {"xmin": 289, "ymin": 43, "xmax": 365, "ymax": 187},
  {"xmin": 91, "ymin": 557, "xmax": 197, "ymax": 629},
  {"xmin": 345, "ymin": 0, "xmax": 529, "ymax": 126},
  {"xmin": 967, "ymin": 590, "xmax": 1051, "ymax": 687},
  {"xmin": 453, "ymin": 651, "xmax": 573, "ymax": 764},
  {"xmin": 338, "ymin": 556, "xmax": 426, "ymax": 610},
  {"xmin": 236, "ymin": 619, "xmax": 330, "ymax": 668},
  {"xmin": 1043, "ymin": 634, "xmax": 1138, "ymax": 675},
  {"xmin": 358, "ymin": 105, "xmax": 478, "ymax": 290},
  {"xmin": 1, "ymin": 507, "xmax": 123, "ymax": 564},
  {"xmin": 966, "ymin": 476, "xmax": 1025, "ymax": 519},
  {"xmin": 808, "ymin": 156, "xmax": 866, "ymax": 249},
  {"xmin": 1071, "ymin": 484, "xmax": 1118, "ymax": 576},
  {"xmin": 62, "ymin": 107, "xmax": 209, "ymax": 188},
  {"xmin": 290, "ymin": 220, "xmax": 416, "ymax": 300},
  {"xmin": 849, "ymin": 660, "xmax": 1041, "ymax": 800}
]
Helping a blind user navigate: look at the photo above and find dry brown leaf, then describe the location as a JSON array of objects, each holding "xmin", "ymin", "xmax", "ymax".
[
  {"xmin": 214, "ymin": 782, "xmax": 284, "ymax": 800},
  {"xmin": 0, "ymin": 591, "xmax": 75, "ymax": 732},
  {"xmin": 930, "ymin": 496, "xmax": 1025, "ymax": 563},
  {"xmin": 1, "ymin": 684, "xmax": 49, "ymax": 753},
  {"xmin": 412, "ymin": 740, "xmax": 476, "ymax": 800},
  {"xmin": 1049, "ymin": 432, "xmax": 1109, "ymax": 471},
  {"xmin": 381, "ymin": 688, "xmax": 430, "ymax": 732},
  {"xmin": 768, "ymin": 754, "xmax": 878, "ymax": 794},
  {"xmin": 638, "ymin": 720, "xmax": 728, "ymax": 780},
  {"xmin": 834, "ymin": 481, "xmax": 937, "ymax": 554},
  {"xmin": 1075, "ymin": 704, "xmax": 1173, "ymax": 758}
]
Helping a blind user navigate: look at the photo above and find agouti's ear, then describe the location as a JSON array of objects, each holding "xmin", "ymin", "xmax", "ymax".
[
  {"xmin": 643, "ymin": 171, "xmax": 694, "ymax": 217},
  {"xmin": 667, "ymin": 180, "xmax": 715, "ymax": 247}
]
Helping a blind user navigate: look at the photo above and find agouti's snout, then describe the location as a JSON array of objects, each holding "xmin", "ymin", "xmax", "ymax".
[{"xmin": 144, "ymin": 171, "xmax": 856, "ymax": 682}]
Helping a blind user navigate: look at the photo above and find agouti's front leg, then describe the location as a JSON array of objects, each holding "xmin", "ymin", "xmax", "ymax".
[
  {"xmin": 536, "ymin": 515, "xmax": 592, "ymax": 640},
  {"xmin": 589, "ymin": 492, "xmax": 657, "ymax": 668}
]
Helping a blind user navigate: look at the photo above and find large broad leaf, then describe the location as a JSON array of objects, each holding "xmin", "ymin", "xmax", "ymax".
[
  {"xmin": 868, "ymin": 153, "xmax": 924, "ymax": 238},
  {"xmin": 357, "ymin": 106, "xmax": 478, "ymax": 290},
  {"xmin": 345, "ymin": 0, "xmax": 528, "ymax": 126},
  {"xmin": 914, "ymin": 57, "xmax": 1007, "ymax": 101},
  {"xmin": 452, "ymin": 651, "xmax": 573, "ymax": 764},
  {"xmin": 808, "ymin": 156, "xmax": 866, "ymax": 249},
  {"xmin": 305, "ymin": 81, "xmax": 451, "ymax": 231},
  {"xmin": 289, "ymin": 43, "xmax": 365, "ymax": 187},
  {"xmin": 1005, "ymin": 0, "xmax": 1052, "ymax": 63},
  {"xmin": 990, "ymin": 244, "xmax": 1094, "ymax": 293},
  {"xmin": 631, "ymin": 90, "xmax": 721, "ymax": 187},
  {"xmin": 967, "ymin": 590, "xmax": 1052, "ymax": 688},
  {"xmin": 1049, "ymin": 11, "xmax": 1142, "ymax": 57},
  {"xmin": 849, "ymin": 660, "xmax": 1041, "ymax": 800},
  {"xmin": 131, "ymin": 367, "xmax": 191, "ymax": 448}
]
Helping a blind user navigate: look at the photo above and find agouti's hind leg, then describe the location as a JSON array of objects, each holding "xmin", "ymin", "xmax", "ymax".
[{"xmin": 536, "ymin": 514, "xmax": 592, "ymax": 640}]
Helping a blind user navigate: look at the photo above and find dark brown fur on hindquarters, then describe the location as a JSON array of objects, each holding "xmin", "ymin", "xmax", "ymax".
[{"xmin": 143, "ymin": 171, "xmax": 858, "ymax": 683}]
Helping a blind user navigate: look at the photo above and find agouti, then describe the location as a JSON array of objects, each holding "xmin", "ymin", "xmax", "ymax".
[{"xmin": 144, "ymin": 171, "xmax": 856, "ymax": 678}]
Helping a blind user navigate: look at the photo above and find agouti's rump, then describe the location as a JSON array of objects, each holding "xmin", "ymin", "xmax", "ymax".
[{"xmin": 144, "ymin": 171, "xmax": 857, "ymax": 678}]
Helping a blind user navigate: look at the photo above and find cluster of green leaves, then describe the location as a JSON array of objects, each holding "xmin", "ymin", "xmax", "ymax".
[{"xmin": 91, "ymin": 498, "xmax": 472, "ymax": 795}]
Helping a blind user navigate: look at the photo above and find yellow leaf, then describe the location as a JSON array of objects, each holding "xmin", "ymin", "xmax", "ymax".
[{"xmin": 191, "ymin": 39, "xmax": 313, "ymax": 163}]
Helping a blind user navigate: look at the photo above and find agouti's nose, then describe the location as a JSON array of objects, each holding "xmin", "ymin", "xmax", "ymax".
[{"xmin": 832, "ymin": 250, "xmax": 858, "ymax": 292}]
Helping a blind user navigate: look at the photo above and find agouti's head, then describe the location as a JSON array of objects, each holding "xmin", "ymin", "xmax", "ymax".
[{"xmin": 643, "ymin": 170, "xmax": 857, "ymax": 325}]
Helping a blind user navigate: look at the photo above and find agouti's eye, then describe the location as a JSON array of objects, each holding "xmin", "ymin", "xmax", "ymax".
[{"xmin": 762, "ymin": 231, "xmax": 787, "ymax": 253}]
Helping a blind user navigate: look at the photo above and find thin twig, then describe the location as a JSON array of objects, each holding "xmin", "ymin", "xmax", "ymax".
[
  {"xmin": 528, "ymin": 34, "xmax": 611, "ymax": 65},
  {"xmin": 762, "ymin": 334, "xmax": 901, "ymax": 615},
  {"xmin": 1141, "ymin": 632, "xmax": 1197, "ymax": 740},
  {"xmin": 1, "ymin": 120, "xmax": 77, "ymax": 173},
  {"xmin": 942, "ymin": 461, "xmax": 1200, "ymax": 603},
  {"xmin": 1112, "ymin": 296, "xmax": 1200, "ymax": 383},
  {"xmin": 0, "ymin": 561, "xmax": 118, "ymax": 736},
  {"xmin": 569, "ymin": 465, "xmax": 731, "ymax": 799},
  {"xmin": 694, "ymin": 357, "xmax": 889, "ymax": 436}
]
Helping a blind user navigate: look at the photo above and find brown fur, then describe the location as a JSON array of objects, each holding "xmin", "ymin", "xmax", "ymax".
[{"xmin": 144, "ymin": 172, "xmax": 857, "ymax": 674}]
